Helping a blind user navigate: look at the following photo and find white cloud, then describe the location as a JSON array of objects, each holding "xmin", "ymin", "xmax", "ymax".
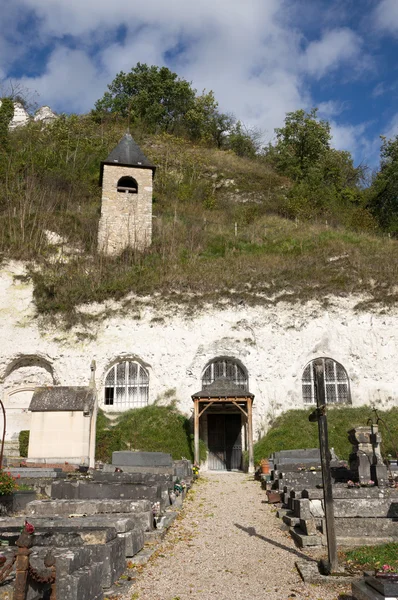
[
  {"xmin": 374, "ymin": 0, "xmax": 398, "ymax": 34},
  {"xmin": 17, "ymin": 47, "xmax": 105, "ymax": 114},
  {"xmin": 0, "ymin": 0, "xmax": 375, "ymax": 160},
  {"xmin": 301, "ymin": 28, "xmax": 363, "ymax": 79},
  {"xmin": 382, "ymin": 112, "xmax": 398, "ymax": 141},
  {"xmin": 331, "ymin": 121, "xmax": 367, "ymax": 152},
  {"xmin": 2, "ymin": 0, "xmax": 307, "ymax": 128},
  {"xmin": 317, "ymin": 100, "xmax": 348, "ymax": 118}
]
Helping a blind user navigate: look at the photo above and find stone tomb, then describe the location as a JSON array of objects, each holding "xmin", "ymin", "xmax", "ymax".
[
  {"xmin": 349, "ymin": 425, "xmax": 388, "ymax": 486},
  {"xmin": 0, "ymin": 497, "xmax": 152, "ymax": 598},
  {"xmin": 288, "ymin": 486, "xmax": 398, "ymax": 547},
  {"xmin": 51, "ymin": 470, "xmax": 174, "ymax": 510},
  {"xmin": 26, "ymin": 498, "xmax": 154, "ymax": 532},
  {"xmin": 352, "ymin": 573, "xmax": 398, "ymax": 600},
  {"xmin": 27, "ymin": 386, "xmax": 97, "ymax": 468},
  {"xmin": 0, "ymin": 525, "xmax": 120, "ymax": 599},
  {"xmin": 112, "ymin": 450, "xmax": 173, "ymax": 467},
  {"xmin": 269, "ymin": 432, "xmax": 398, "ymax": 549}
]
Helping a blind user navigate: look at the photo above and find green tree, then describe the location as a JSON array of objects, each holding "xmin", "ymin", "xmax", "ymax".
[
  {"xmin": 226, "ymin": 121, "xmax": 262, "ymax": 158},
  {"xmin": 268, "ymin": 108, "xmax": 331, "ymax": 181},
  {"xmin": 0, "ymin": 97, "xmax": 14, "ymax": 148},
  {"xmin": 93, "ymin": 63, "xmax": 196, "ymax": 132},
  {"xmin": 368, "ymin": 135, "xmax": 398, "ymax": 233},
  {"xmin": 183, "ymin": 90, "xmax": 233, "ymax": 147}
]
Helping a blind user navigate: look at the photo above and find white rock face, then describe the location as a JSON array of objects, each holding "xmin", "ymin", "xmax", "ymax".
[
  {"xmin": 0, "ymin": 100, "xmax": 57, "ymax": 129},
  {"xmin": 8, "ymin": 102, "xmax": 30, "ymax": 129},
  {"xmin": 34, "ymin": 105, "xmax": 57, "ymax": 124},
  {"xmin": 1, "ymin": 261, "xmax": 398, "ymax": 447}
]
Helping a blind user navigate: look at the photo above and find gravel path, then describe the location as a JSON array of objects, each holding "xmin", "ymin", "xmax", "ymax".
[{"xmin": 125, "ymin": 472, "xmax": 353, "ymax": 600}]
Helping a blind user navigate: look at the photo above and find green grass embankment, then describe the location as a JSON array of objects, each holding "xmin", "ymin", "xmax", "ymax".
[
  {"xmin": 254, "ymin": 407, "xmax": 398, "ymax": 463},
  {"xmin": 95, "ymin": 403, "xmax": 206, "ymax": 464}
]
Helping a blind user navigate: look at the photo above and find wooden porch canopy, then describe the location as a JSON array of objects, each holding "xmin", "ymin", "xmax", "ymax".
[{"xmin": 191, "ymin": 378, "xmax": 255, "ymax": 473}]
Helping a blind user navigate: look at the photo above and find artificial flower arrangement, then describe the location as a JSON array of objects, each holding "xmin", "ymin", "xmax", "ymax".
[
  {"xmin": 347, "ymin": 479, "xmax": 375, "ymax": 488},
  {"xmin": 151, "ymin": 501, "xmax": 160, "ymax": 518},
  {"xmin": 378, "ymin": 564, "xmax": 397, "ymax": 574},
  {"xmin": 174, "ymin": 479, "xmax": 187, "ymax": 496},
  {"xmin": 192, "ymin": 464, "xmax": 200, "ymax": 479}
]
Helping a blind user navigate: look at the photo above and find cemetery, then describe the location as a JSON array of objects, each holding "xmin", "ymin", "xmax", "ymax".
[
  {"xmin": 258, "ymin": 363, "xmax": 398, "ymax": 599},
  {"xmin": 0, "ymin": 451, "xmax": 193, "ymax": 599},
  {"xmin": 0, "ymin": 131, "xmax": 397, "ymax": 599}
]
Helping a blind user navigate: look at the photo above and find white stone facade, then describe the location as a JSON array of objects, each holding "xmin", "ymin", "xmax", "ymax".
[
  {"xmin": 98, "ymin": 165, "xmax": 153, "ymax": 255},
  {"xmin": 1, "ymin": 261, "xmax": 398, "ymax": 448}
]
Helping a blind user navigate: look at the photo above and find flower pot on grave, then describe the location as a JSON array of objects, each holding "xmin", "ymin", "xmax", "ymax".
[
  {"xmin": 0, "ymin": 491, "xmax": 36, "ymax": 515},
  {"xmin": 0, "ymin": 495, "xmax": 13, "ymax": 516}
]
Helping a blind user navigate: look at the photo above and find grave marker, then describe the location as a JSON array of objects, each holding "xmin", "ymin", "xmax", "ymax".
[{"xmin": 308, "ymin": 358, "xmax": 338, "ymax": 573}]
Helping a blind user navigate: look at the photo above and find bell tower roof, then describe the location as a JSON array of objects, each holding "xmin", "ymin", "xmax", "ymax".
[{"xmin": 100, "ymin": 133, "xmax": 156, "ymax": 184}]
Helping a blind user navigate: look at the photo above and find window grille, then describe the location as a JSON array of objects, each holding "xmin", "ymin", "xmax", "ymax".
[
  {"xmin": 104, "ymin": 360, "xmax": 149, "ymax": 409},
  {"xmin": 202, "ymin": 359, "xmax": 248, "ymax": 390},
  {"xmin": 302, "ymin": 358, "xmax": 350, "ymax": 404}
]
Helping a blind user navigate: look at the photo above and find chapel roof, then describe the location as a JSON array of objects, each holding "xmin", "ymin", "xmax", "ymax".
[
  {"xmin": 99, "ymin": 133, "xmax": 156, "ymax": 184},
  {"xmin": 192, "ymin": 377, "xmax": 254, "ymax": 400},
  {"xmin": 29, "ymin": 386, "xmax": 96, "ymax": 412}
]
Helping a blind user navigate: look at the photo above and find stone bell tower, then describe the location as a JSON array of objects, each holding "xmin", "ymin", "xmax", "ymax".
[{"xmin": 98, "ymin": 133, "xmax": 156, "ymax": 255}]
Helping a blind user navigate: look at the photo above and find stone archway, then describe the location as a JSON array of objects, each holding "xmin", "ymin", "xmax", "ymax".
[{"xmin": 1, "ymin": 355, "xmax": 56, "ymax": 456}]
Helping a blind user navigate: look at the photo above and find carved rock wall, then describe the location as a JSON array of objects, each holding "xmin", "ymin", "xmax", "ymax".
[{"xmin": 0, "ymin": 261, "xmax": 397, "ymax": 442}]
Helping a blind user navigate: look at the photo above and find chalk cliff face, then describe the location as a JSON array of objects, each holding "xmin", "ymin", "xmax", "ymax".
[
  {"xmin": 33, "ymin": 105, "xmax": 57, "ymax": 125},
  {"xmin": 8, "ymin": 102, "xmax": 30, "ymax": 129},
  {"xmin": 0, "ymin": 100, "xmax": 57, "ymax": 129},
  {"xmin": 1, "ymin": 261, "xmax": 397, "ymax": 443}
]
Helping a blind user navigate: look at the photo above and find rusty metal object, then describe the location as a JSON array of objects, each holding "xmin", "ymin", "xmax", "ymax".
[
  {"xmin": 0, "ymin": 398, "xmax": 6, "ymax": 471},
  {"xmin": 0, "ymin": 553, "xmax": 16, "ymax": 584},
  {"xmin": 29, "ymin": 551, "xmax": 56, "ymax": 585},
  {"xmin": 44, "ymin": 552, "xmax": 57, "ymax": 600},
  {"xmin": 266, "ymin": 490, "xmax": 281, "ymax": 503},
  {"xmin": 13, "ymin": 531, "xmax": 57, "ymax": 600},
  {"xmin": 14, "ymin": 532, "xmax": 33, "ymax": 600}
]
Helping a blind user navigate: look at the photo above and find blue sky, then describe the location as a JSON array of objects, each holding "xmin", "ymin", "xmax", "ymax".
[{"xmin": 1, "ymin": 0, "xmax": 398, "ymax": 167}]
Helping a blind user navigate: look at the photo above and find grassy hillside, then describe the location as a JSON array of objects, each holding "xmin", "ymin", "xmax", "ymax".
[
  {"xmin": 0, "ymin": 115, "xmax": 397, "ymax": 322},
  {"xmin": 254, "ymin": 407, "xmax": 398, "ymax": 462}
]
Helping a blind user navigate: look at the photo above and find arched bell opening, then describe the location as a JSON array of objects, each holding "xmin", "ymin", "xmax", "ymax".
[{"xmin": 117, "ymin": 176, "xmax": 138, "ymax": 194}]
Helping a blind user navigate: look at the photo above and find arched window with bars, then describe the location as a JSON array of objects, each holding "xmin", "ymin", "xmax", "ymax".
[
  {"xmin": 202, "ymin": 358, "xmax": 248, "ymax": 390},
  {"xmin": 302, "ymin": 358, "xmax": 351, "ymax": 404},
  {"xmin": 104, "ymin": 360, "xmax": 149, "ymax": 409}
]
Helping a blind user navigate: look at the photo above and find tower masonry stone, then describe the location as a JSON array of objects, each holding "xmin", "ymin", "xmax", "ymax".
[
  {"xmin": 98, "ymin": 133, "xmax": 155, "ymax": 255},
  {"xmin": 98, "ymin": 165, "xmax": 153, "ymax": 254}
]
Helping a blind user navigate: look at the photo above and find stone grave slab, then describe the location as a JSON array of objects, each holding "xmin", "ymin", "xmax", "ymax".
[
  {"xmin": 352, "ymin": 578, "xmax": 397, "ymax": 599},
  {"xmin": 273, "ymin": 449, "xmax": 321, "ymax": 459},
  {"xmin": 112, "ymin": 451, "xmax": 173, "ymax": 467},
  {"xmin": 51, "ymin": 479, "xmax": 161, "ymax": 501},
  {"xmin": 26, "ymin": 499, "xmax": 153, "ymax": 531}
]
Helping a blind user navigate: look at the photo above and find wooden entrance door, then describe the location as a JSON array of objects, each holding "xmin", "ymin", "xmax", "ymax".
[{"xmin": 207, "ymin": 414, "xmax": 242, "ymax": 471}]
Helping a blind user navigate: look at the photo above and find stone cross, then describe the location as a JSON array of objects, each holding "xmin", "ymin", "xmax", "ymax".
[{"xmin": 348, "ymin": 424, "xmax": 388, "ymax": 486}]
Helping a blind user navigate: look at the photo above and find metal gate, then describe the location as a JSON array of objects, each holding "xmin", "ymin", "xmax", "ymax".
[{"xmin": 207, "ymin": 414, "xmax": 242, "ymax": 471}]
